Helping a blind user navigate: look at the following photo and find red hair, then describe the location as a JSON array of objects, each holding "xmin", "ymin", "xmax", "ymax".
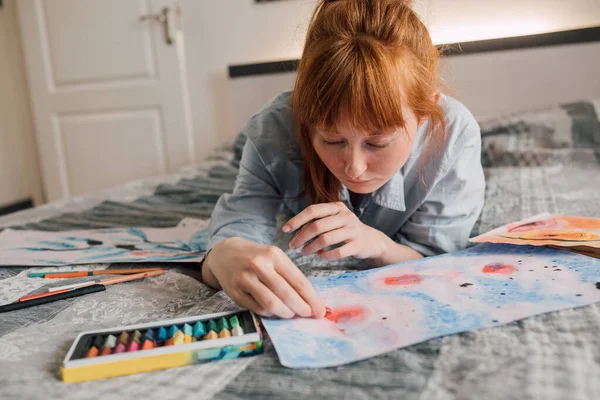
[{"xmin": 291, "ymin": 0, "xmax": 446, "ymax": 204}]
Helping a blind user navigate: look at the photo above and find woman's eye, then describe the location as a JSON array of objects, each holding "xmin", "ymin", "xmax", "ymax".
[
  {"xmin": 366, "ymin": 142, "xmax": 389, "ymax": 149},
  {"xmin": 323, "ymin": 140, "xmax": 345, "ymax": 146}
]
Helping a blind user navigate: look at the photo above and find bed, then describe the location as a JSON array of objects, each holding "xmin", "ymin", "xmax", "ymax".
[{"xmin": 1, "ymin": 31, "xmax": 600, "ymax": 399}]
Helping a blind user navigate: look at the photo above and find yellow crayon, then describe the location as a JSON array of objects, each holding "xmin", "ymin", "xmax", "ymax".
[{"xmin": 172, "ymin": 330, "xmax": 185, "ymax": 346}]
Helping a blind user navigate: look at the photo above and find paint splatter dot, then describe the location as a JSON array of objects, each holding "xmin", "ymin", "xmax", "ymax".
[
  {"xmin": 500, "ymin": 293, "xmax": 506, "ymax": 295},
  {"xmin": 492, "ymin": 320, "xmax": 499, "ymax": 323},
  {"xmin": 459, "ymin": 283, "xmax": 473, "ymax": 287},
  {"xmin": 554, "ymin": 269, "xmax": 562, "ymax": 271},
  {"xmin": 576, "ymin": 294, "xmax": 583, "ymax": 297},
  {"xmin": 383, "ymin": 274, "xmax": 424, "ymax": 286},
  {"xmin": 482, "ymin": 263, "xmax": 517, "ymax": 275},
  {"xmin": 382, "ymin": 317, "xmax": 387, "ymax": 320}
]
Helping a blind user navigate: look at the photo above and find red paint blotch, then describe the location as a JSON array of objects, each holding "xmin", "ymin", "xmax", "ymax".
[
  {"xmin": 482, "ymin": 263, "xmax": 517, "ymax": 275},
  {"xmin": 324, "ymin": 306, "xmax": 367, "ymax": 324},
  {"xmin": 384, "ymin": 274, "xmax": 424, "ymax": 286}
]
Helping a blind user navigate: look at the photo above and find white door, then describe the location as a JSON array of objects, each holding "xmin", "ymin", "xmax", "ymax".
[{"xmin": 17, "ymin": 0, "xmax": 195, "ymax": 202}]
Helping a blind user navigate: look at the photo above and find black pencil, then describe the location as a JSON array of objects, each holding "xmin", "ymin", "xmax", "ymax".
[{"xmin": 0, "ymin": 284, "xmax": 106, "ymax": 313}]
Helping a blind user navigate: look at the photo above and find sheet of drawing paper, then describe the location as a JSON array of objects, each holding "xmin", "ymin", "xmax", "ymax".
[
  {"xmin": 0, "ymin": 226, "xmax": 207, "ymax": 266},
  {"xmin": 261, "ymin": 243, "xmax": 600, "ymax": 368},
  {"xmin": 470, "ymin": 213, "xmax": 600, "ymax": 248}
]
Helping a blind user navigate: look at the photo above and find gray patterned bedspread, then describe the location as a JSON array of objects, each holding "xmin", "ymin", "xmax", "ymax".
[{"xmin": 0, "ymin": 100, "xmax": 599, "ymax": 400}]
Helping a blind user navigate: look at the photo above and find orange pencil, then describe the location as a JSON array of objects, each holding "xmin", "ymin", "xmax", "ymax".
[
  {"xmin": 19, "ymin": 288, "xmax": 72, "ymax": 302},
  {"xmin": 32, "ymin": 268, "xmax": 163, "ymax": 279},
  {"xmin": 55, "ymin": 269, "xmax": 164, "ymax": 291},
  {"xmin": 19, "ymin": 270, "xmax": 165, "ymax": 302}
]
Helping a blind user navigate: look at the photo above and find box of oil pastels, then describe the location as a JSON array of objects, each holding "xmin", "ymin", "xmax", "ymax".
[{"xmin": 60, "ymin": 309, "xmax": 263, "ymax": 382}]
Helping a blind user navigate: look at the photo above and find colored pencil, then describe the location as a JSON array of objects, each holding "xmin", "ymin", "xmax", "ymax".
[
  {"xmin": 19, "ymin": 288, "xmax": 74, "ymax": 302},
  {"xmin": 44, "ymin": 269, "xmax": 165, "ymax": 294},
  {"xmin": 0, "ymin": 285, "xmax": 106, "ymax": 313},
  {"xmin": 29, "ymin": 268, "xmax": 163, "ymax": 279}
]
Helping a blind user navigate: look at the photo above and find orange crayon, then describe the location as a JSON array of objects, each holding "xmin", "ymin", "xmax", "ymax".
[
  {"xmin": 86, "ymin": 336, "xmax": 104, "ymax": 358},
  {"xmin": 141, "ymin": 340, "xmax": 155, "ymax": 350}
]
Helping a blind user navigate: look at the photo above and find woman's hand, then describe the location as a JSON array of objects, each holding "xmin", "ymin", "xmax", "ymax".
[
  {"xmin": 202, "ymin": 237, "xmax": 326, "ymax": 319},
  {"xmin": 283, "ymin": 202, "xmax": 388, "ymax": 260}
]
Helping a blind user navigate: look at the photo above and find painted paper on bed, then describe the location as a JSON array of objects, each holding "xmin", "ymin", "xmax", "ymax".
[
  {"xmin": 261, "ymin": 243, "xmax": 600, "ymax": 368},
  {"xmin": 470, "ymin": 213, "xmax": 600, "ymax": 249},
  {"xmin": 0, "ymin": 227, "xmax": 207, "ymax": 266}
]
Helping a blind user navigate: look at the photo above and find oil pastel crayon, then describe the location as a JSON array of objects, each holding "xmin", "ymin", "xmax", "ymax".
[
  {"xmin": 142, "ymin": 328, "xmax": 155, "ymax": 341},
  {"xmin": 141, "ymin": 339, "xmax": 155, "ymax": 350},
  {"xmin": 217, "ymin": 317, "xmax": 231, "ymax": 338},
  {"xmin": 182, "ymin": 323, "xmax": 193, "ymax": 344},
  {"xmin": 114, "ymin": 331, "xmax": 129, "ymax": 354},
  {"xmin": 169, "ymin": 330, "xmax": 184, "ymax": 346},
  {"xmin": 157, "ymin": 327, "xmax": 168, "ymax": 343},
  {"xmin": 166, "ymin": 329, "xmax": 184, "ymax": 346},
  {"xmin": 173, "ymin": 330, "xmax": 185, "ymax": 345},
  {"xmin": 192, "ymin": 321, "xmax": 206, "ymax": 340},
  {"xmin": 86, "ymin": 346, "xmax": 99, "ymax": 358},
  {"xmin": 131, "ymin": 330, "xmax": 142, "ymax": 343},
  {"xmin": 114, "ymin": 343, "xmax": 126, "ymax": 354},
  {"xmin": 127, "ymin": 330, "xmax": 142, "ymax": 352},
  {"xmin": 100, "ymin": 334, "xmax": 117, "ymax": 356},
  {"xmin": 204, "ymin": 320, "xmax": 218, "ymax": 340},
  {"xmin": 230, "ymin": 316, "xmax": 244, "ymax": 336},
  {"xmin": 86, "ymin": 336, "xmax": 104, "ymax": 358},
  {"xmin": 128, "ymin": 338, "xmax": 140, "ymax": 352},
  {"xmin": 167, "ymin": 325, "xmax": 179, "ymax": 339},
  {"xmin": 217, "ymin": 317, "xmax": 230, "ymax": 332},
  {"xmin": 140, "ymin": 329, "xmax": 155, "ymax": 347}
]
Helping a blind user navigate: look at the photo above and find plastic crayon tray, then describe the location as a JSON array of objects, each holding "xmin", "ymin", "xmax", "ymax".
[{"xmin": 61, "ymin": 310, "xmax": 263, "ymax": 383}]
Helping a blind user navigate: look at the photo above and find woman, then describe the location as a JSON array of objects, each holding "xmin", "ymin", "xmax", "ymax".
[{"xmin": 202, "ymin": 0, "xmax": 485, "ymax": 320}]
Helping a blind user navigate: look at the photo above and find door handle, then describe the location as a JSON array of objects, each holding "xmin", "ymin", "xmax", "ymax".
[{"xmin": 140, "ymin": 7, "xmax": 173, "ymax": 45}]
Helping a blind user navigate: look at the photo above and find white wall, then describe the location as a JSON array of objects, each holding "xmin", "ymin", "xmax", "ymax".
[
  {"xmin": 0, "ymin": 0, "xmax": 43, "ymax": 207},
  {"xmin": 183, "ymin": 0, "xmax": 600, "ymax": 159}
]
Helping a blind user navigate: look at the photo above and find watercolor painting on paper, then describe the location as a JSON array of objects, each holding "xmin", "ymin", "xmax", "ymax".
[
  {"xmin": 261, "ymin": 243, "xmax": 600, "ymax": 368},
  {"xmin": 0, "ymin": 226, "xmax": 207, "ymax": 266},
  {"xmin": 470, "ymin": 213, "xmax": 600, "ymax": 248}
]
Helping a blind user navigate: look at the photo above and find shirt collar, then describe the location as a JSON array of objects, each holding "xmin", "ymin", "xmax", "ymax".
[{"xmin": 339, "ymin": 169, "xmax": 406, "ymax": 212}]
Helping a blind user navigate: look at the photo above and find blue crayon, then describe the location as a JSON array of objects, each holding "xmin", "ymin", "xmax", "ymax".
[
  {"xmin": 192, "ymin": 321, "xmax": 206, "ymax": 339},
  {"xmin": 182, "ymin": 323, "xmax": 193, "ymax": 344},
  {"xmin": 182, "ymin": 323, "xmax": 193, "ymax": 336},
  {"xmin": 141, "ymin": 328, "xmax": 155, "ymax": 342},
  {"xmin": 157, "ymin": 327, "xmax": 168, "ymax": 342},
  {"xmin": 167, "ymin": 325, "xmax": 179, "ymax": 339}
]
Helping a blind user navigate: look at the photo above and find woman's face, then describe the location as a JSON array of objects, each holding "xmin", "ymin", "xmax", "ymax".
[{"xmin": 312, "ymin": 107, "xmax": 420, "ymax": 194}]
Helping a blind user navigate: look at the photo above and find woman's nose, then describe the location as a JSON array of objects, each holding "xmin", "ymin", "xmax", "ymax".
[{"xmin": 345, "ymin": 150, "xmax": 367, "ymax": 179}]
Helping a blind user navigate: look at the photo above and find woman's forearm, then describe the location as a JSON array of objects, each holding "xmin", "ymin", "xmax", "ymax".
[{"xmin": 367, "ymin": 231, "xmax": 424, "ymax": 267}]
